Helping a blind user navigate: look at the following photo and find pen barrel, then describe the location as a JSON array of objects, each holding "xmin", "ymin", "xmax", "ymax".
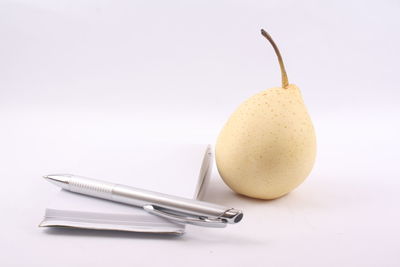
[
  {"xmin": 112, "ymin": 184, "xmax": 228, "ymax": 218},
  {"xmin": 65, "ymin": 175, "xmax": 241, "ymax": 223}
]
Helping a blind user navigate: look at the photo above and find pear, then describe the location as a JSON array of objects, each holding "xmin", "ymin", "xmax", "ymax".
[{"xmin": 215, "ymin": 29, "xmax": 316, "ymax": 200}]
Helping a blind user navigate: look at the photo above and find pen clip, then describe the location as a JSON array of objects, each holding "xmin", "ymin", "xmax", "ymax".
[{"xmin": 143, "ymin": 204, "xmax": 227, "ymax": 228}]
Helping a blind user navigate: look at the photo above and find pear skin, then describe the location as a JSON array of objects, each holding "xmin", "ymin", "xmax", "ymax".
[{"xmin": 215, "ymin": 30, "xmax": 316, "ymax": 199}]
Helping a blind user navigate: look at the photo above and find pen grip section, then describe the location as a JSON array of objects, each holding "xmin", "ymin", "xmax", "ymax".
[{"xmin": 68, "ymin": 176, "xmax": 115, "ymax": 200}]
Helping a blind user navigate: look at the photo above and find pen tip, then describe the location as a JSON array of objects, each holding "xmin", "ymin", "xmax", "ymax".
[
  {"xmin": 43, "ymin": 174, "xmax": 60, "ymax": 180},
  {"xmin": 42, "ymin": 174, "xmax": 70, "ymax": 189}
]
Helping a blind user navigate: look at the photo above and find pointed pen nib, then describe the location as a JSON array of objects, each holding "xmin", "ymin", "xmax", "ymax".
[{"xmin": 43, "ymin": 174, "xmax": 71, "ymax": 190}]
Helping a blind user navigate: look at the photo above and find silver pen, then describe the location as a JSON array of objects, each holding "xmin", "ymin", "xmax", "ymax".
[{"xmin": 43, "ymin": 174, "xmax": 243, "ymax": 228}]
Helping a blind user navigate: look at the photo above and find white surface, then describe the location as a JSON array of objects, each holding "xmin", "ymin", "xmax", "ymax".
[{"xmin": 1, "ymin": 0, "xmax": 400, "ymax": 266}]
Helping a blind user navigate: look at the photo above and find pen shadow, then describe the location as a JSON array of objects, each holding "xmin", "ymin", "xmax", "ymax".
[{"xmin": 43, "ymin": 227, "xmax": 183, "ymax": 240}]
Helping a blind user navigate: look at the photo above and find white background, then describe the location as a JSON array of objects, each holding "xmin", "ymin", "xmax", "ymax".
[{"xmin": 1, "ymin": 0, "xmax": 400, "ymax": 266}]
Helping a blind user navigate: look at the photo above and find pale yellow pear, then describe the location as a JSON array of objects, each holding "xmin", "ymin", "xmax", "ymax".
[{"xmin": 215, "ymin": 30, "xmax": 316, "ymax": 199}]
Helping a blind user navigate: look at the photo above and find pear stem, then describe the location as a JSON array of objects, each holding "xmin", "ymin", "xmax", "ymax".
[{"xmin": 261, "ymin": 29, "xmax": 289, "ymax": 89}]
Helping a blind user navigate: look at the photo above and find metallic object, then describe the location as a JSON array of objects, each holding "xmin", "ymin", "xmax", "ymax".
[{"xmin": 44, "ymin": 174, "xmax": 243, "ymax": 228}]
